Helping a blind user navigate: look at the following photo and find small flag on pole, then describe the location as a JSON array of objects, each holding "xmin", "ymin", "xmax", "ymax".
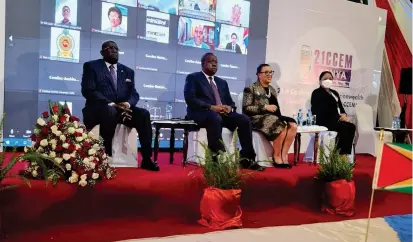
[{"xmin": 372, "ymin": 140, "xmax": 412, "ymax": 194}]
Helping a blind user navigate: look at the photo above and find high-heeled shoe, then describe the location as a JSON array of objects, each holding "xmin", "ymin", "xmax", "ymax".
[
  {"xmin": 281, "ymin": 157, "xmax": 292, "ymax": 169},
  {"xmin": 272, "ymin": 158, "xmax": 290, "ymax": 169}
]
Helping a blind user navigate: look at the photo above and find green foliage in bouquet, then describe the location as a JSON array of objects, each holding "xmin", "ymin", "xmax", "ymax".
[
  {"xmin": 19, "ymin": 152, "xmax": 65, "ymax": 187},
  {"xmin": 196, "ymin": 129, "xmax": 252, "ymax": 190},
  {"xmin": 316, "ymin": 142, "xmax": 353, "ymax": 182},
  {"xmin": 0, "ymin": 114, "xmax": 31, "ymax": 191}
]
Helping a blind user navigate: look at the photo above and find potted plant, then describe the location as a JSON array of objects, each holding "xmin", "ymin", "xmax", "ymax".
[
  {"xmin": 195, "ymin": 130, "xmax": 250, "ymax": 230},
  {"xmin": 316, "ymin": 142, "xmax": 355, "ymax": 216}
]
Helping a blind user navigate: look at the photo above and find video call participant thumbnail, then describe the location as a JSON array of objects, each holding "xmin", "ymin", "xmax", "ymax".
[
  {"xmin": 102, "ymin": 4, "xmax": 127, "ymax": 34},
  {"xmin": 49, "ymin": 27, "xmax": 81, "ymax": 63},
  {"xmin": 178, "ymin": 16, "xmax": 215, "ymax": 50},
  {"xmin": 216, "ymin": 0, "xmax": 250, "ymax": 27},
  {"xmin": 54, "ymin": 0, "xmax": 77, "ymax": 26},
  {"xmin": 138, "ymin": 0, "xmax": 178, "ymax": 15},
  {"xmin": 215, "ymin": 23, "xmax": 248, "ymax": 55},
  {"xmin": 105, "ymin": 0, "xmax": 138, "ymax": 7},
  {"xmin": 178, "ymin": 0, "xmax": 216, "ymax": 22}
]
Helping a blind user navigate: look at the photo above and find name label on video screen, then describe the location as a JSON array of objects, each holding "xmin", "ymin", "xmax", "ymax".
[{"xmin": 40, "ymin": 21, "xmax": 82, "ymax": 31}]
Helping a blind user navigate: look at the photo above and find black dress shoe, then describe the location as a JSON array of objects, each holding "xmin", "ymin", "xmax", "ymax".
[
  {"xmin": 141, "ymin": 159, "xmax": 160, "ymax": 171},
  {"xmin": 240, "ymin": 160, "xmax": 265, "ymax": 171}
]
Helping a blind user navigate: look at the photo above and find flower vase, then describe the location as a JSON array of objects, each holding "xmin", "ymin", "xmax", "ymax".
[
  {"xmin": 198, "ymin": 187, "xmax": 242, "ymax": 230},
  {"xmin": 321, "ymin": 179, "xmax": 356, "ymax": 216}
]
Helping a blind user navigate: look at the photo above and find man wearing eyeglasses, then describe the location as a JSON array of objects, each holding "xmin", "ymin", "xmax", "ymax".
[{"xmin": 81, "ymin": 40, "xmax": 159, "ymax": 171}]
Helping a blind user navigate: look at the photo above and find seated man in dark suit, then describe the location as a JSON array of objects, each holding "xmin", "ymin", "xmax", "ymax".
[
  {"xmin": 81, "ymin": 40, "xmax": 159, "ymax": 171},
  {"xmin": 184, "ymin": 52, "xmax": 264, "ymax": 171}
]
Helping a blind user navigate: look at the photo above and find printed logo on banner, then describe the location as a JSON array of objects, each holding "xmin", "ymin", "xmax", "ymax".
[{"xmin": 299, "ymin": 45, "xmax": 353, "ymax": 88}]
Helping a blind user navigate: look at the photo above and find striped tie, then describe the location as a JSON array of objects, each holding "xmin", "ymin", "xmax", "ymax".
[{"xmin": 109, "ymin": 65, "xmax": 117, "ymax": 90}]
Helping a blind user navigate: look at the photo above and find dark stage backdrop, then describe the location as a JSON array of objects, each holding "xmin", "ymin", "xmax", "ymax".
[{"xmin": 3, "ymin": 0, "xmax": 269, "ymax": 148}]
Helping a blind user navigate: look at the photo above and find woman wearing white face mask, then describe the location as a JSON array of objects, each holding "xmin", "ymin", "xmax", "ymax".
[{"xmin": 310, "ymin": 71, "xmax": 356, "ymax": 156}]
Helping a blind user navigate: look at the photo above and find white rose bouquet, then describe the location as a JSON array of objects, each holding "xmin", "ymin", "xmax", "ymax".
[{"xmin": 20, "ymin": 101, "xmax": 116, "ymax": 186}]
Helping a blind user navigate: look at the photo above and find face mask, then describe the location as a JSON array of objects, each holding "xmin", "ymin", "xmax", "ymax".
[{"xmin": 321, "ymin": 79, "xmax": 332, "ymax": 89}]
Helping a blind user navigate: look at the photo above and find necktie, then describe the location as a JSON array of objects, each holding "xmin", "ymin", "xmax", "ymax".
[
  {"xmin": 232, "ymin": 44, "xmax": 235, "ymax": 51},
  {"xmin": 109, "ymin": 65, "xmax": 117, "ymax": 90},
  {"xmin": 209, "ymin": 76, "xmax": 222, "ymax": 105}
]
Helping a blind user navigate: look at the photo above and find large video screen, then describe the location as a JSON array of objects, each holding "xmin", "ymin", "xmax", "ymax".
[{"xmin": 3, "ymin": 0, "xmax": 268, "ymax": 148}]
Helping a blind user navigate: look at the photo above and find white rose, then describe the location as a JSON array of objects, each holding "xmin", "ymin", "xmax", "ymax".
[
  {"xmin": 55, "ymin": 130, "xmax": 62, "ymax": 136},
  {"xmin": 68, "ymin": 127, "xmax": 75, "ymax": 134},
  {"xmin": 71, "ymin": 152, "xmax": 76, "ymax": 158},
  {"xmin": 50, "ymin": 125, "xmax": 58, "ymax": 132},
  {"xmin": 92, "ymin": 144, "xmax": 99, "ymax": 149},
  {"xmin": 60, "ymin": 135, "xmax": 66, "ymax": 142},
  {"xmin": 79, "ymin": 180, "xmax": 88, "ymax": 187},
  {"xmin": 50, "ymin": 139, "xmax": 57, "ymax": 145},
  {"xmin": 55, "ymin": 157, "xmax": 63, "ymax": 164},
  {"xmin": 88, "ymin": 149, "xmax": 96, "ymax": 156},
  {"xmin": 51, "ymin": 144, "xmax": 56, "ymax": 150},
  {"xmin": 80, "ymin": 174, "xmax": 87, "ymax": 181},
  {"xmin": 62, "ymin": 154, "xmax": 71, "ymax": 161},
  {"xmin": 30, "ymin": 162, "xmax": 37, "ymax": 166},
  {"xmin": 71, "ymin": 171, "xmax": 79, "ymax": 178},
  {"xmin": 89, "ymin": 163, "xmax": 96, "ymax": 169},
  {"xmin": 62, "ymin": 143, "xmax": 69, "ymax": 149},
  {"xmin": 32, "ymin": 170, "xmax": 38, "ymax": 177},
  {"xmin": 102, "ymin": 154, "xmax": 107, "ymax": 159},
  {"xmin": 75, "ymin": 128, "xmax": 83, "ymax": 134},
  {"xmin": 40, "ymin": 139, "xmax": 48, "ymax": 147},
  {"xmin": 68, "ymin": 176, "xmax": 78, "ymax": 183},
  {"xmin": 52, "ymin": 115, "xmax": 58, "ymax": 121},
  {"xmin": 92, "ymin": 173, "xmax": 99, "ymax": 179},
  {"xmin": 37, "ymin": 147, "xmax": 44, "ymax": 153},
  {"xmin": 76, "ymin": 136, "xmax": 84, "ymax": 142},
  {"xmin": 49, "ymin": 151, "xmax": 56, "ymax": 158},
  {"xmin": 82, "ymin": 133, "xmax": 87, "ymax": 139},
  {"xmin": 106, "ymin": 169, "xmax": 112, "ymax": 179},
  {"xmin": 65, "ymin": 163, "xmax": 71, "ymax": 170},
  {"xmin": 74, "ymin": 121, "xmax": 79, "ymax": 128},
  {"xmin": 75, "ymin": 144, "xmax": 81, "ymax": 150},
  {"xmin": 36, "ymin": 118, "xmax": 46, "ymax": 126}
]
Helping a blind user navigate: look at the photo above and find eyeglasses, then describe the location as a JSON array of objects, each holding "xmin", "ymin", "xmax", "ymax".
[{"xmin": 259, "ymin": 71, "xmax": 275, "ymax": 76}]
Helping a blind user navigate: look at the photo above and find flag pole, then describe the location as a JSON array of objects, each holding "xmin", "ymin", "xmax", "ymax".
[
  {"xmin": 365, "ymin": 130, "xmax": 385, "ymax": 242},
  {"xmin": 364, "ymin": 188, "xmax": 375, "ymax": 242}
]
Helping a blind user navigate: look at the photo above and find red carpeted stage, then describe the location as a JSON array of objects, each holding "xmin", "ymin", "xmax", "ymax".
[{"xmin": 2, "ymin": 153, "xmax": 412, "ymax": 242}]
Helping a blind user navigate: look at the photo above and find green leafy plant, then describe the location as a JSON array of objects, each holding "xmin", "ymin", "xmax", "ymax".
[
  {"xmin": 0, "ymin": 114, "xmax": 31, "ymax": 191},
  {"xmin": 316, "ymin": 142, "xmax": 353, "ymax": 182},
  {"xmin": 192, "ymin": 130, "xmax": 253, "ymax": 190},
  {"xmin": 19, "ymin": 152, "xmax": 65, "ymax": 187}
]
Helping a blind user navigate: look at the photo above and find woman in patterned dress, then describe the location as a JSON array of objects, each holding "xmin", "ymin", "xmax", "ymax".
[{"xmin": 242, "ymin": 64, "xmax": 297, "ymax": 168}]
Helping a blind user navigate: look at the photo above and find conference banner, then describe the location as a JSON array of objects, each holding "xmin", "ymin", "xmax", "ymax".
[{"xmin": 266, "ymin": 0, "xmax": 387, "ymax": 122}]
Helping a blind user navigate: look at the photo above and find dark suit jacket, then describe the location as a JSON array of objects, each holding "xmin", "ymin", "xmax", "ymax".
[
  {"xmin": 81, "ymin": 59, "xmax": 139, "ymax": 107},
  {"xmin": 225, "ymin": 43, "xmax": 242, "ymax": 54},
  {"xmin": 81, "ymin": 59, "xmax": 139, "ymax": 127},
  {"xmin": 184, "ymin": 71, "xmax": 236, "ymax": 117},
  {"xmin": 311, "ymin": 87, "xmax": 346, "ymax": 130}
]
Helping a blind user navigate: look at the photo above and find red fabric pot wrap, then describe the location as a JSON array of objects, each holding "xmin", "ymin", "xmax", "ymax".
[
  {"xmin": 321, "ymin": 179, "xmax": 355, "ymax": 216},
  {"xmin": 198, "ymin": 187, "xmax": 242, "ymax": 229}
]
